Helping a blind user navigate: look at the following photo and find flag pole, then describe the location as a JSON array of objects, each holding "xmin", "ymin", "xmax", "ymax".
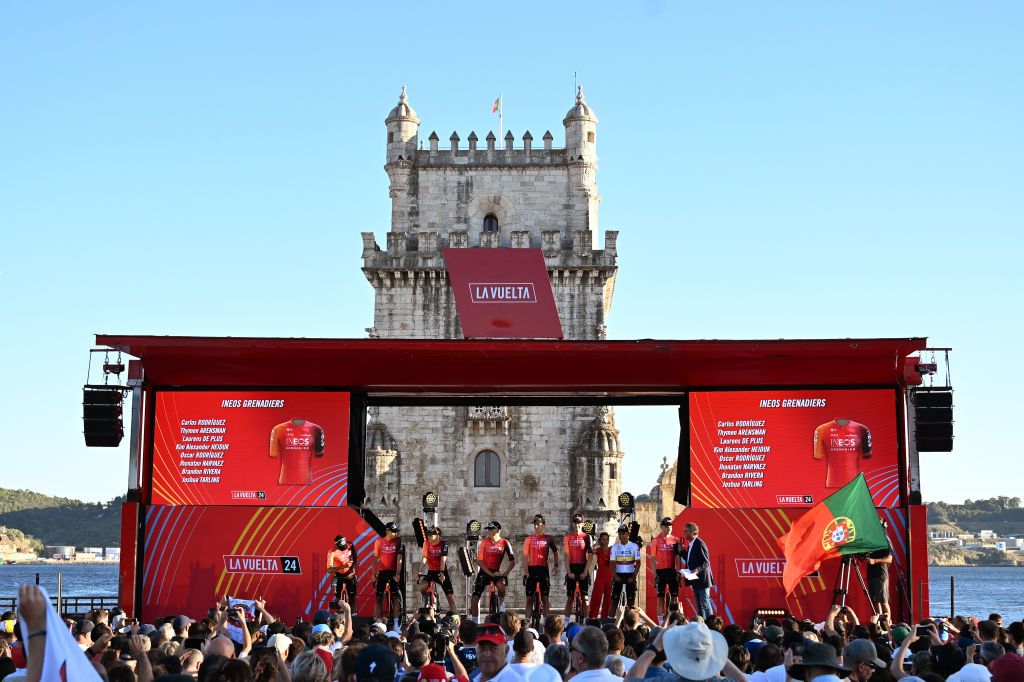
[{"xmin": 499, "ymin": 93, "xmax": 503, "ymax": 142}]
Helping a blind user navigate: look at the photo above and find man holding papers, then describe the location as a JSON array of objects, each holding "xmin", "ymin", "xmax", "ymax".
[{"xmin": 681, "ymin": 522, "xmax": 715, "ymax": 619}]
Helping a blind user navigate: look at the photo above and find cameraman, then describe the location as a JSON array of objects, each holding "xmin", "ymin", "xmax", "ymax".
[{"xmin": 865, "ymin": 521, "xmax": 894, "ymax": 622}]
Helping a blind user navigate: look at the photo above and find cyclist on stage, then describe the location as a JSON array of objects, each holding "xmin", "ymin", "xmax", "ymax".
[
  {"xmin": 650, "ymin": 517, "xmax": 682, "ymax": 615},
  {"xmin": 471, "ymin": 521, "xmax": 515, "ymax": 619},
  {"xmin": 327, "ymin": 535, "xmax": 358, "ymax": 609},
  {"xmin": 610, "ymin": 524, "xmax": 641, "ymax": 608},
  {"xmin": 563, "ymin": 513, "xmax": 595, "ymax": 621},
  {"xmin": 419, "ymin": 526, "xmax": 459, "ymax": 613},
  {"xmin": 523, "ymin": 514, "xmax": 560, "ymax": 623},
  {"xmin": 372, "ymin": 521, "xmax": 404, "ymax": 620},
  {"xmin": 589, "ymin": 531, "xmax": 614, "ymax": 620}
]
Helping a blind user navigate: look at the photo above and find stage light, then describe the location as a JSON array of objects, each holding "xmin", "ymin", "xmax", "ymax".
[
  {"xmin": 618, "ymin": 492, "xmax": 635, "ymax": 514},
  {"xmin": 754, "ymin": 608, "xmax": 788, "ymax": 619},
  {"xmin": 467, "ymin": 519, "xmax": 482, "ymax": 539},
  {"xmin": 581, "ymin": 520, "xmax": 596, "ymax": 535},
  {"xmin": 413, "ymin": 517, "xmax": 427, "ymax": 547},
  {"xmin": 422, "ymin": 491, "xmax": 439, "ymax": 512}
]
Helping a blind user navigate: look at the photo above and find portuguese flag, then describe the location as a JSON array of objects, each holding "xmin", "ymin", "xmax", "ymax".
[
  {"xmin": 492, "ymin": 95, "xmax": 501, "ymax": 113},
  {"xmin": 777, "ymin": 473, "xmax": 888, "ymax": 595}
]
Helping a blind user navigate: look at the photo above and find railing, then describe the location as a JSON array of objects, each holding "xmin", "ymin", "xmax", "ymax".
[{"xmin": 0, "ymin": 595, "xmax": 120, "ymax": 618}]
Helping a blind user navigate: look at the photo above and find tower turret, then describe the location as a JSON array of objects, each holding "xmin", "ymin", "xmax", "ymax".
[
  {"xmin": 385, "ymin": 86, "xmax": 420, "ymax": 165},
  {"xmin": 563, "ymin": 86, "xmax": 600, "ymax": 235},
  {"xmin": 563, "ymin": 86, "xmax": 598, "ymax": 163},
  {"xmin": 384, "ymin": 87, "xmax": 420, "ymax": 228}
]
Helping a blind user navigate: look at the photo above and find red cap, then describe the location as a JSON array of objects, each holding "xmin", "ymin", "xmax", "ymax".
[
  {"xmin": 475, "ymin": 623, "xmax": 509, "ymax": 646},
  {"xmin": 418, "ymin": 663, "xmax": 449, "ymax": 682},
  {"xmin": 991, "ymin": 653, "xmax": 1024, "ymax": 681}
]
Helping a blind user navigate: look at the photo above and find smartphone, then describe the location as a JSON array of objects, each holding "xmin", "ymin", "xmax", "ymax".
[
  {"xmin": 184, "ymin": 638, "xmax": 205, "ymax": 651},
  {"xmin": 916, "ymin": 626, "xmax": 930, "ymax": 636},
  {"xmin": 791, "ymin": 642, "xmax": 806, "ymax": 657}
]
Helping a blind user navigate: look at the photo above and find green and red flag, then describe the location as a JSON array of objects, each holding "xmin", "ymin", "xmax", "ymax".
[
  {"xmin": 492, "ymin": 95, "xmax": 501, "ymax": 113},
  {"xmin": 776, "ymin": 473, "xmax": 888, "ymax": 595}
]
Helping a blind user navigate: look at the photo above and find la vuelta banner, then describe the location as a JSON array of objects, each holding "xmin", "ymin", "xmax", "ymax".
[
  {"xmin": 140, "ymin": 505, "xmax": 377, "ymax": 622},
  {"xmin": 151, "ymin": 391, "xmax": 350, "ymax": 506},
  {"xmin": 444, "ymin": 248, "xmax": 563, "ymax": 339},
  {"xmin": 689, "ymin": 389, "xmax": 901, "ymax": 509}
]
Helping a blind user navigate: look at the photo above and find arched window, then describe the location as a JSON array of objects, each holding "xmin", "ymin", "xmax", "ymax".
[
  {"xmin": 483, "ymin": 214, "xmax": 499, "ymax": 233},
  {"xmin": 474, "ymin": 450, "xmax": 501, "ymax": 487}
]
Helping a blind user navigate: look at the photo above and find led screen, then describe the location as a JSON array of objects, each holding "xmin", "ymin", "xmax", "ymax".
[
  {"xmin": 689, "ymin": 389, "xmax": 900, "ymax": 508},
  {"xmin": 151, "ymin": 391, "xmax": 350, "ymax": 506}
]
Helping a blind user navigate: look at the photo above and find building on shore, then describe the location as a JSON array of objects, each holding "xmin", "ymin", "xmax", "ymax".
[{"xmin": 360, "ymin": 88, "xmax": 623, "ymax": 609}]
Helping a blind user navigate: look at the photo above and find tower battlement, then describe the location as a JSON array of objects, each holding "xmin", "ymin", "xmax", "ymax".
[
  {"xmin": 414, "ymin": 130, "xmax": 566, "ymax": 166},
  {"xmin": 361, "ymin": 228, "xmax": 617, "ymax": 271}
]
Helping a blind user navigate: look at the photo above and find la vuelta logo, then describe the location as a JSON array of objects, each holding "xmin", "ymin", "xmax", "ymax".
[{"xmin": 468, "ymin": 283, "xmax": 537, "ymax": 303}]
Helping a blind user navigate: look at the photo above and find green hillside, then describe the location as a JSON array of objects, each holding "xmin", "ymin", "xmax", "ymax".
[
  {"xmin": 927, "ymin": 496, "xmax": 1024, "ymax": 535},
  {"xmin": 0, "ymin": 488, "xmax": 122, "ymax": 548}
]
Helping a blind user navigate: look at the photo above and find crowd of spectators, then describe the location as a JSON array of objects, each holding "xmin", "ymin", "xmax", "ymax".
[{"xmin": 2, "ymin": 584, "xmax": 1022, "ymax": 682}]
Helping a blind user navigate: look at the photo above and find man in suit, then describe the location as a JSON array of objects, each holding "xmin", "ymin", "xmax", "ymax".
[{"xmin": 682, "ymin": 522, "xmax": 714, "ymax": 619}]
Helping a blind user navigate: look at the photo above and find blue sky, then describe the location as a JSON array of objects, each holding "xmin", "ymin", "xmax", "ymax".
[{"xmin": 1, "ymin": 2, "xmax": 1020, "ymax": 504}]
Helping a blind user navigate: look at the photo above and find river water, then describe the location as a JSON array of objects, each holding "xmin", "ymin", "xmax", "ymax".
[{"xmin": 2, "ymin": 564, "xmax": 1021, "ymax": 619}]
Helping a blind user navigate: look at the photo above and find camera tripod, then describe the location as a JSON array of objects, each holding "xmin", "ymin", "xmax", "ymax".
[{"xmin": 831, "ymin": 555, "xmax": 874, "ymax": 611}]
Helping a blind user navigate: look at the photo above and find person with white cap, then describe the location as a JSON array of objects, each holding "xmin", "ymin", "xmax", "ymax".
[{"xmin": 625, "ymin": 621, "xmax": 749, "ymax": 682}]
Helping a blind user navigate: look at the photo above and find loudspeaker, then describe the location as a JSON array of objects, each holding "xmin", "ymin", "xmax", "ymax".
[
  {"xmin": 83, "ymin": 386, "xmax": 124, "ymax": 447},
  {"xmin": 912, "ymin": 388, "xmax": 954, "ymax": 452}
]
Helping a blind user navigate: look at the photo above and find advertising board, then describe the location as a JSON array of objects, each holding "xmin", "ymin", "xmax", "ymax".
[
  {"xmin": 140, "ymin": 505, "xmax": 376, "ymax": 623},
  {"xmin": 689, "ymin": 390, "xmax": 901, "ymax": 509},
  {"xmin": 151, "ymin": 391, "xmax": 350, "ymax": 506},
  {"xmin": 645, "ymin": 507, "xmax": 908, "ymax": 623}
]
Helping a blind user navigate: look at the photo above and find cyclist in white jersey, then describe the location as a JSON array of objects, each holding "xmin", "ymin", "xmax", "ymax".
[{"xmin": 610, "ymin": 524, "xmax": 641, "ymax": 608}]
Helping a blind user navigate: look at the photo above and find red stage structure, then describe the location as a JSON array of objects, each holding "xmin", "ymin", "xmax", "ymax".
[{"xmin": 97, "ymin": 334, "xmax": 935, "ymax": 624}]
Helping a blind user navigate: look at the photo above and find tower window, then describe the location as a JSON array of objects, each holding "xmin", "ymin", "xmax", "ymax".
[
  {"xmin": 587, "ymin": 131, "xmax": 595, "ymax": 143},
  {"xmin": 474, "ymin": 450, "xmax": 501, "ymax": 487},
  {"xmin": 608, "ymin": 463, "xmax": 617, "ymax": 479},
  {"xmin": 483, "ymin": 214, "xmax": 499, "ymax": 233},
  {"xmin": 388, "ymin": 132, "xmax": 394, "ymax": 143}
]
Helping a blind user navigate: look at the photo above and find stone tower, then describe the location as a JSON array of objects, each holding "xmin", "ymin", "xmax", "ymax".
[{"xmin": 361, "ymin": 88, "xmax": 622, "ymax": 607}]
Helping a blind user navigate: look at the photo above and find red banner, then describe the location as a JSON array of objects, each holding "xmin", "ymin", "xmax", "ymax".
[
  {"xmin": 653, "ymin": 508, "xmax": 908, "ymax": 624},
  {"xmin": 140, "ymin": 505, "xmax": 376, "ymax": 623},
  {"xmin": 444, "ymin": 248, "xmax": 563, "ymax": 339},
  {"xmin": 689, "ymin": 390, "xmax": 901, "ymax": 509},
  {"xmin": 151, "ymin": 391, "xmax": 350, "ymax": 506}
]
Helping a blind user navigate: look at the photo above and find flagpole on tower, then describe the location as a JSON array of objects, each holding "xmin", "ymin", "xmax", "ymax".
[{"xmin": 499, "ymin": 93, "xmax": 503, "ymax": 141}]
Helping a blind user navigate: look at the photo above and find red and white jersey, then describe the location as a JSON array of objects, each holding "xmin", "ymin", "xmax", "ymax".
[
  {"xmin": 269, "ymin": 419, "xmax": 325, "ymax": 485},
  {"xmin": 327, "ymin": 547, "xmax": 355, "ymax": 574},
  {"xmin": 422, "ymin": 540, "xmax": 449, "ymax": 572},
  {"xmin": 563, "ymin": 532, "xmax": 594, "ymax": 565},
  {"xmin": 813, "ymin": 419, "xmax": 872, "ymax": 488},
  {"xmin": 651, "ymin": 533, "xmax": 682, "ymax": 570},
  {"xmin": 374, "ymin": 536, "xmax": 403, "ymax": 571},
  {"xmin": 523, "ymin": 533, "xmax": 555, "ymax": 567},
  {"xmin": 477, "ymin": 537, "xmax": 514, "ymax": 572}
]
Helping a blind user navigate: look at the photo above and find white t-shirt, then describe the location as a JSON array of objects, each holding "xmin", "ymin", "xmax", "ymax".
[{"xmin": 610, "ymin": 542, "xmax": 640, "ymax": 574}]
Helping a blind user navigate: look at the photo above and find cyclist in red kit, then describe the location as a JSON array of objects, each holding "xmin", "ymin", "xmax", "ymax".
[
  {"xmin": 813, "ymin": 419, "xmax": 872, "ymax": 487},
  {"xmin": 372, "ymin": 521, "xmax": 404, "ymax": 619},
  {"xmin": 419, "ymin": 526, "xmax": 459, "ymax": 613},
  {"xmin": 651, "ymin": 517, "xmax": 682, "ymax": 608},
  {"xmin": 589, "ymin": 531, "xmax": 613, "ymax": 619},
  {"xmin": 471, "ymin": 521, "xmax": 516, "ymax": 618},
  {"xmin": 269, "ymin": 418, "xmax": 325, "ymax": 485},
  {"xmin": 327, "ymin": 535, "xmax": 358, "ymax": 609},
  {"xmin": 523, "ymin": 514, "xmax": 560, "ymax": 623},
  {"xmin": 563, "ymin": 513, "xmax": 594, "ymax": 619}
]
